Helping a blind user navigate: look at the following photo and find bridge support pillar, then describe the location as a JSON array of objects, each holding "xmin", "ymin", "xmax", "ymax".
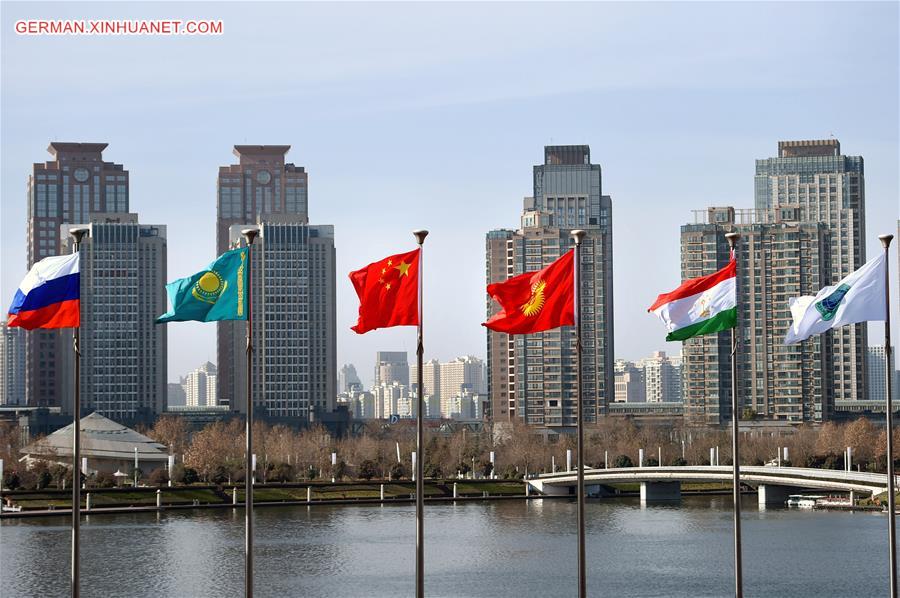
[
  {"xmin": 640, "ymin": 481, "xmax": 681, "ymax": 503},
  {"xmin": 757, "ymin": 484, "xmax": 797, "ymax": 508}
]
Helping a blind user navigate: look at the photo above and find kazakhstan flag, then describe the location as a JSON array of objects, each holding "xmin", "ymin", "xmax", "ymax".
[{"xmin": 156, "ymin": 247, "xmax": 249, "ymax": 323}]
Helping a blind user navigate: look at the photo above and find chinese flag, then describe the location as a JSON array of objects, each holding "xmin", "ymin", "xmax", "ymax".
[
  {"xmin": 483, "ymin": 249, "xmax": 574, "ymax": 334},
  {"xmin": 350, "ymin": 248, "xmax": 420, "ymax": 334}
]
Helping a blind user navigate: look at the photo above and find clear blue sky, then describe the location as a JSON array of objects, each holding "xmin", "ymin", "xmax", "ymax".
[{"xmin": 2, "ymin": 2, "xmax": 898, "ymax": 387}]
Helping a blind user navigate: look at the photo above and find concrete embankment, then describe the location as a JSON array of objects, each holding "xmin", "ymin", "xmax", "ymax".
[{"xmin": 1, "ymin": 480, "xmax": 548, "ymax": 519}]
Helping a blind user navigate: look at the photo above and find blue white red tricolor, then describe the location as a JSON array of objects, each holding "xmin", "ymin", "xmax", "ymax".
[{"xmin": 7, "ymin": 253, "xmax": 81, "ymax": 329}]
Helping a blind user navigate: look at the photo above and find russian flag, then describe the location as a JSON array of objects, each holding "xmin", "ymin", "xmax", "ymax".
[{"xmin": 7, "ymin": 253, "xmax": 81, "ymax": 330}]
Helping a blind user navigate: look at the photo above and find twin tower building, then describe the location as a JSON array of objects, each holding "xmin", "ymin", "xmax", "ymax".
[
  {"xmin": 18, "ymin": 140, "xmax": 868, "ymax": 429},
  {"xmin": 23, "ymin": 143, "xmax": 335, "ymax": 426}
]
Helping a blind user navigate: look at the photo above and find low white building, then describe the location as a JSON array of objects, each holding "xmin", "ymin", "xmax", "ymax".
[{"xmin": 20, "ymin": 412, "xmax": 169, "ymax": 475}]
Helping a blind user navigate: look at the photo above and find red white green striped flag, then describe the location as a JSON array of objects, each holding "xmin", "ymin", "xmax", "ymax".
[{"xmin": 648, "ymin": 259, "xmax": 737, "ymax": 341}]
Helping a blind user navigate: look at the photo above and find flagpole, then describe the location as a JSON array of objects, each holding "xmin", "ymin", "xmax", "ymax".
[
  {"xmin": 725, "ymin": 231, "xmax": 743, "ymax": 598},
  {"xmin": 571, "ymin": 229, "xmax": 587, "ymax": 598},
  {"xmin": 412, "ymin": 229, "xmax": 428, "ymax": 598},
  {"xmin": 879, "ymin": 233, "xmax": 896, "ymax": 598},
  {"xmin": 241, "ymin": 227, "xmax": 259, "ymax": 598},
  {"xmin": 69, "ymin": 226, "xmax": 88, "ymax": 598}
]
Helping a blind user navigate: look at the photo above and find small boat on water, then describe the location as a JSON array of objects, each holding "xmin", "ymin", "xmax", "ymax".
[
  {"xmin": 786, "ymin": 494, "xmax": 826, "ymax": 508},
  {"xmin": 815, "ymin": 496, "xmax": 853, "ymax": 508}
]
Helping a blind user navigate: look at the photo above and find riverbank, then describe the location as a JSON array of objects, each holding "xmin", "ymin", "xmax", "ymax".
[
  {"xmin": 1, "ymin": 479, "xmax": 530, "ymax": 518},
  {"xmin": 0, "ymin": 480, "xmax": 767, "ymax": 519}
]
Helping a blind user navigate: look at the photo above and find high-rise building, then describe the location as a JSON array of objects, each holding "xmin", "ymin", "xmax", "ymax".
[
  {"xmin": 374, "ymin": 351, "xmax": 409, "ymax": 387},
  {"xmin": 167, "ymin": 381, "xmax": 187, "ymax": 407},
  {"xmin": 216, "ymin": 145, "xmax": 308, "ymax": 408},
  {"xmin": 410, "ymin": 358, "xmax": 441, "ymax": 409},
  {"xmin": 486, "ymin": 145, "xmax": 614, "ymax": 428},
  {"xmin": 341, "ymin": 390, "xmax": 375, "ymax": 419},
  {"xmin": 338, "ymin": 364, "xmax": 362, "ymax": 393},
  {"xmin": 439, "ymin": 356, "xmax": 485, "ymax": 399},
  {"xmin": 185, "ymin": 362, "xmax": 218, "ymax": 407},
  {"xmin": 25, "ymin": 143, "xmax": 130, "ymax": 411},
  {"xmin": 448, "ymin": 390, "xmax": 484, "ymax": 420},
  {"xmin": 680, "ymin": 206, "xmax": 831, "ymax": 424},
  {"xmin": 1, "ymin": 323, "xmax": 26, "ymax": 405},
  {"xmin": 755, "ymin": 140, "xmax": 867, "ymax": 403},
  {"xmin": 867, "ymin": 346, "xmax": 898, "ymax": 403},
  {"xmin": 613, "ymin": 359, "xmax": 645, "ymax": 404},
  {"xmin": 371, "ymin": 381, "xmax": 408, "ymax": 419},
  {"xmin": 227, "ymin": 217, "xmax": 336, "ymax": 421},
  {"xmin": 486, "ymin": 228, "xmax": 517, "ymax": 421},
  {"xmin": 640, "ymin": 351, "xmax": 683, "ymax": 403},
  {"xmin": 60, "ymin": 215, "xmax": 167, "ymax": 424}
]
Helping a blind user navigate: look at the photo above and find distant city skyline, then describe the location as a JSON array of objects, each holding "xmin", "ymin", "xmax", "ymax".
[{"xmin": 2, "ymin": 3, "xmax": 897, "ymax": 388}]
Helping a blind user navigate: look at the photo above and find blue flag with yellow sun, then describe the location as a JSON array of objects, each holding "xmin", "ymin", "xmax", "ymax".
[{"xmin": 156, "ymin": 247, "xmax": 249, "ymax": 323}]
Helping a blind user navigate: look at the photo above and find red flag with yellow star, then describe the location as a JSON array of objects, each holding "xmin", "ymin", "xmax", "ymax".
[
  {"xmin": 483, "ymin": 249, "xmax": 574, "ymax": 334},
  {"xmin": 350, "ymin": 248, "xmax": 420, "ymax": 334}
]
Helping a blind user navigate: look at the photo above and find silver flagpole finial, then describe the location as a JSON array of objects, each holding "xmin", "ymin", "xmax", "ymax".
[
  {"xmin": 725, "ymin": 232, "xmax": 740, "ymax": 249},
  {"xmin": 571, "ymin": 229, "xmax": 586, "ymax": 244},
  {"xmin": 413, "ymin": 230, "xmax": 429, "ymax": 245},
  {"xmin": 69, "ymin": 227, "xmax": 89, "ymax": 244},
  {"xmin": 879, "ymin": 234, "xmax": 894, "ymax": 248},
  {"xmin": 241, "ymin": 228, "xmax": 259, "ymax": 244}
]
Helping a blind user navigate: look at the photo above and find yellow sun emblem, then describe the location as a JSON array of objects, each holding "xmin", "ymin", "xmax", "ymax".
[
  {"xmin": 192, "ymin": 270, "xmax": 227, "ymax": 304},
  {"xmin": 520, "ymin": 279, "xmax": 546, "ymax": 317}
]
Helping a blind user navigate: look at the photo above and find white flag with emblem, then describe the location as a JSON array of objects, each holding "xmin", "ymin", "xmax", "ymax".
[{"xmin": 784, "ymin": 253, "xmax": 886, "ymax": 345}]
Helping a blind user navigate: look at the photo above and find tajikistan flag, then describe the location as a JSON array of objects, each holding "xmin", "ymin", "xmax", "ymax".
[{"xmin": 648, "ymin": 259, "xmax": 737, "ymax": 341}]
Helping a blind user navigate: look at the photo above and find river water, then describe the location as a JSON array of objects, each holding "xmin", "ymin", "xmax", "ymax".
[{"xmin": 1, "ymin": 496, "xmax": 895, "ymax": 597}]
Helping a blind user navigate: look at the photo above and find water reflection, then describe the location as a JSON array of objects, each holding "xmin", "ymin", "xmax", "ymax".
[{"xmin": 0, "ymin": 498, "xmax": 892, "ymax": 597}]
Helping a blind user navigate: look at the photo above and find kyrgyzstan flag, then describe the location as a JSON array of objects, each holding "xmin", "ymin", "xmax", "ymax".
[
  {"xmin": 483, "ymin": 249, "xmax": 575, "ymax": 334},
  {"xmin": 350, "ymin": 248, "xmax": 420, "ymax": 334}
]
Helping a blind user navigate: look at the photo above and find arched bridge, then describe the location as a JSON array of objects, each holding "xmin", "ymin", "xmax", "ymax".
[{"xmin": 527, "ymin": 466, "xmax": 896, "ymax": 505}]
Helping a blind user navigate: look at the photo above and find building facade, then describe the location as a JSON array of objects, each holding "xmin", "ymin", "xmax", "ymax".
[
  {"xmin": 167, "ymin": 381, "xmax": 187, "ymax": 407},
  {"xmin": 640, "ymin": 351, "xmax": 683, "ymax": 403},
  {"xmin": 755, "ymin": 139, "xmax": 867, "ymax": 402},
  {"xmin": 25, "ymin": 143, "xmax": 130, "ymax": 411},
  {"xmin": 1, "ymin": 323, "xmax": 26, "ymax": 405},
  {"xmin": 410, "ymin": 358, "xmax": 441, "ymax": 411},
  {"xmin": 216, "ymin": 145, "xmax": 309, "ymax": 408},
  {"xmin": 371, "ymin": 381, "xmax": 407, "ymax": 419},
  {"xmin": 439, "ymin": 356, "xmax": 486, "ymax": 406},
  {"xmin": 185, "ymin": 362, "xmax": 218, "ymax": 407},
  {"xmin": 227, "ymin": 217, "xmax": 336, "ymax": 421},
  {"xmin": 338, "ymin": 364, "xmax": 362, "ymax": 393},
  {"xmin": 680, "ymin": 206, "xmax": 831, "ymax": 424},
  {"xmin": 613, "ymin": 359, "xmax": 645, "ymax": 404},
  {"xmin": 867, "ymin": 346, "xmax": 898, "ymax": 403},
  {"xmin": 60, "ymin": 215, "xmax": 167, "ymax": 424},
  {"xmin": 486, "ymin": 145, "xmax": 614, "ymax": 428},
  {"xmin": 339, "ymin": 389, "xmax": 375, "ymax": 419},
  {"xmin": 374, "ymin": 351, "xmax": 409, "ymax": 387}
]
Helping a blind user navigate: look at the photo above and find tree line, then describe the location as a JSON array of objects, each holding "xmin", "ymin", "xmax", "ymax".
[{"xmin": 1, "ymin": 416, "xmax": 898, "ymax": 491}]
